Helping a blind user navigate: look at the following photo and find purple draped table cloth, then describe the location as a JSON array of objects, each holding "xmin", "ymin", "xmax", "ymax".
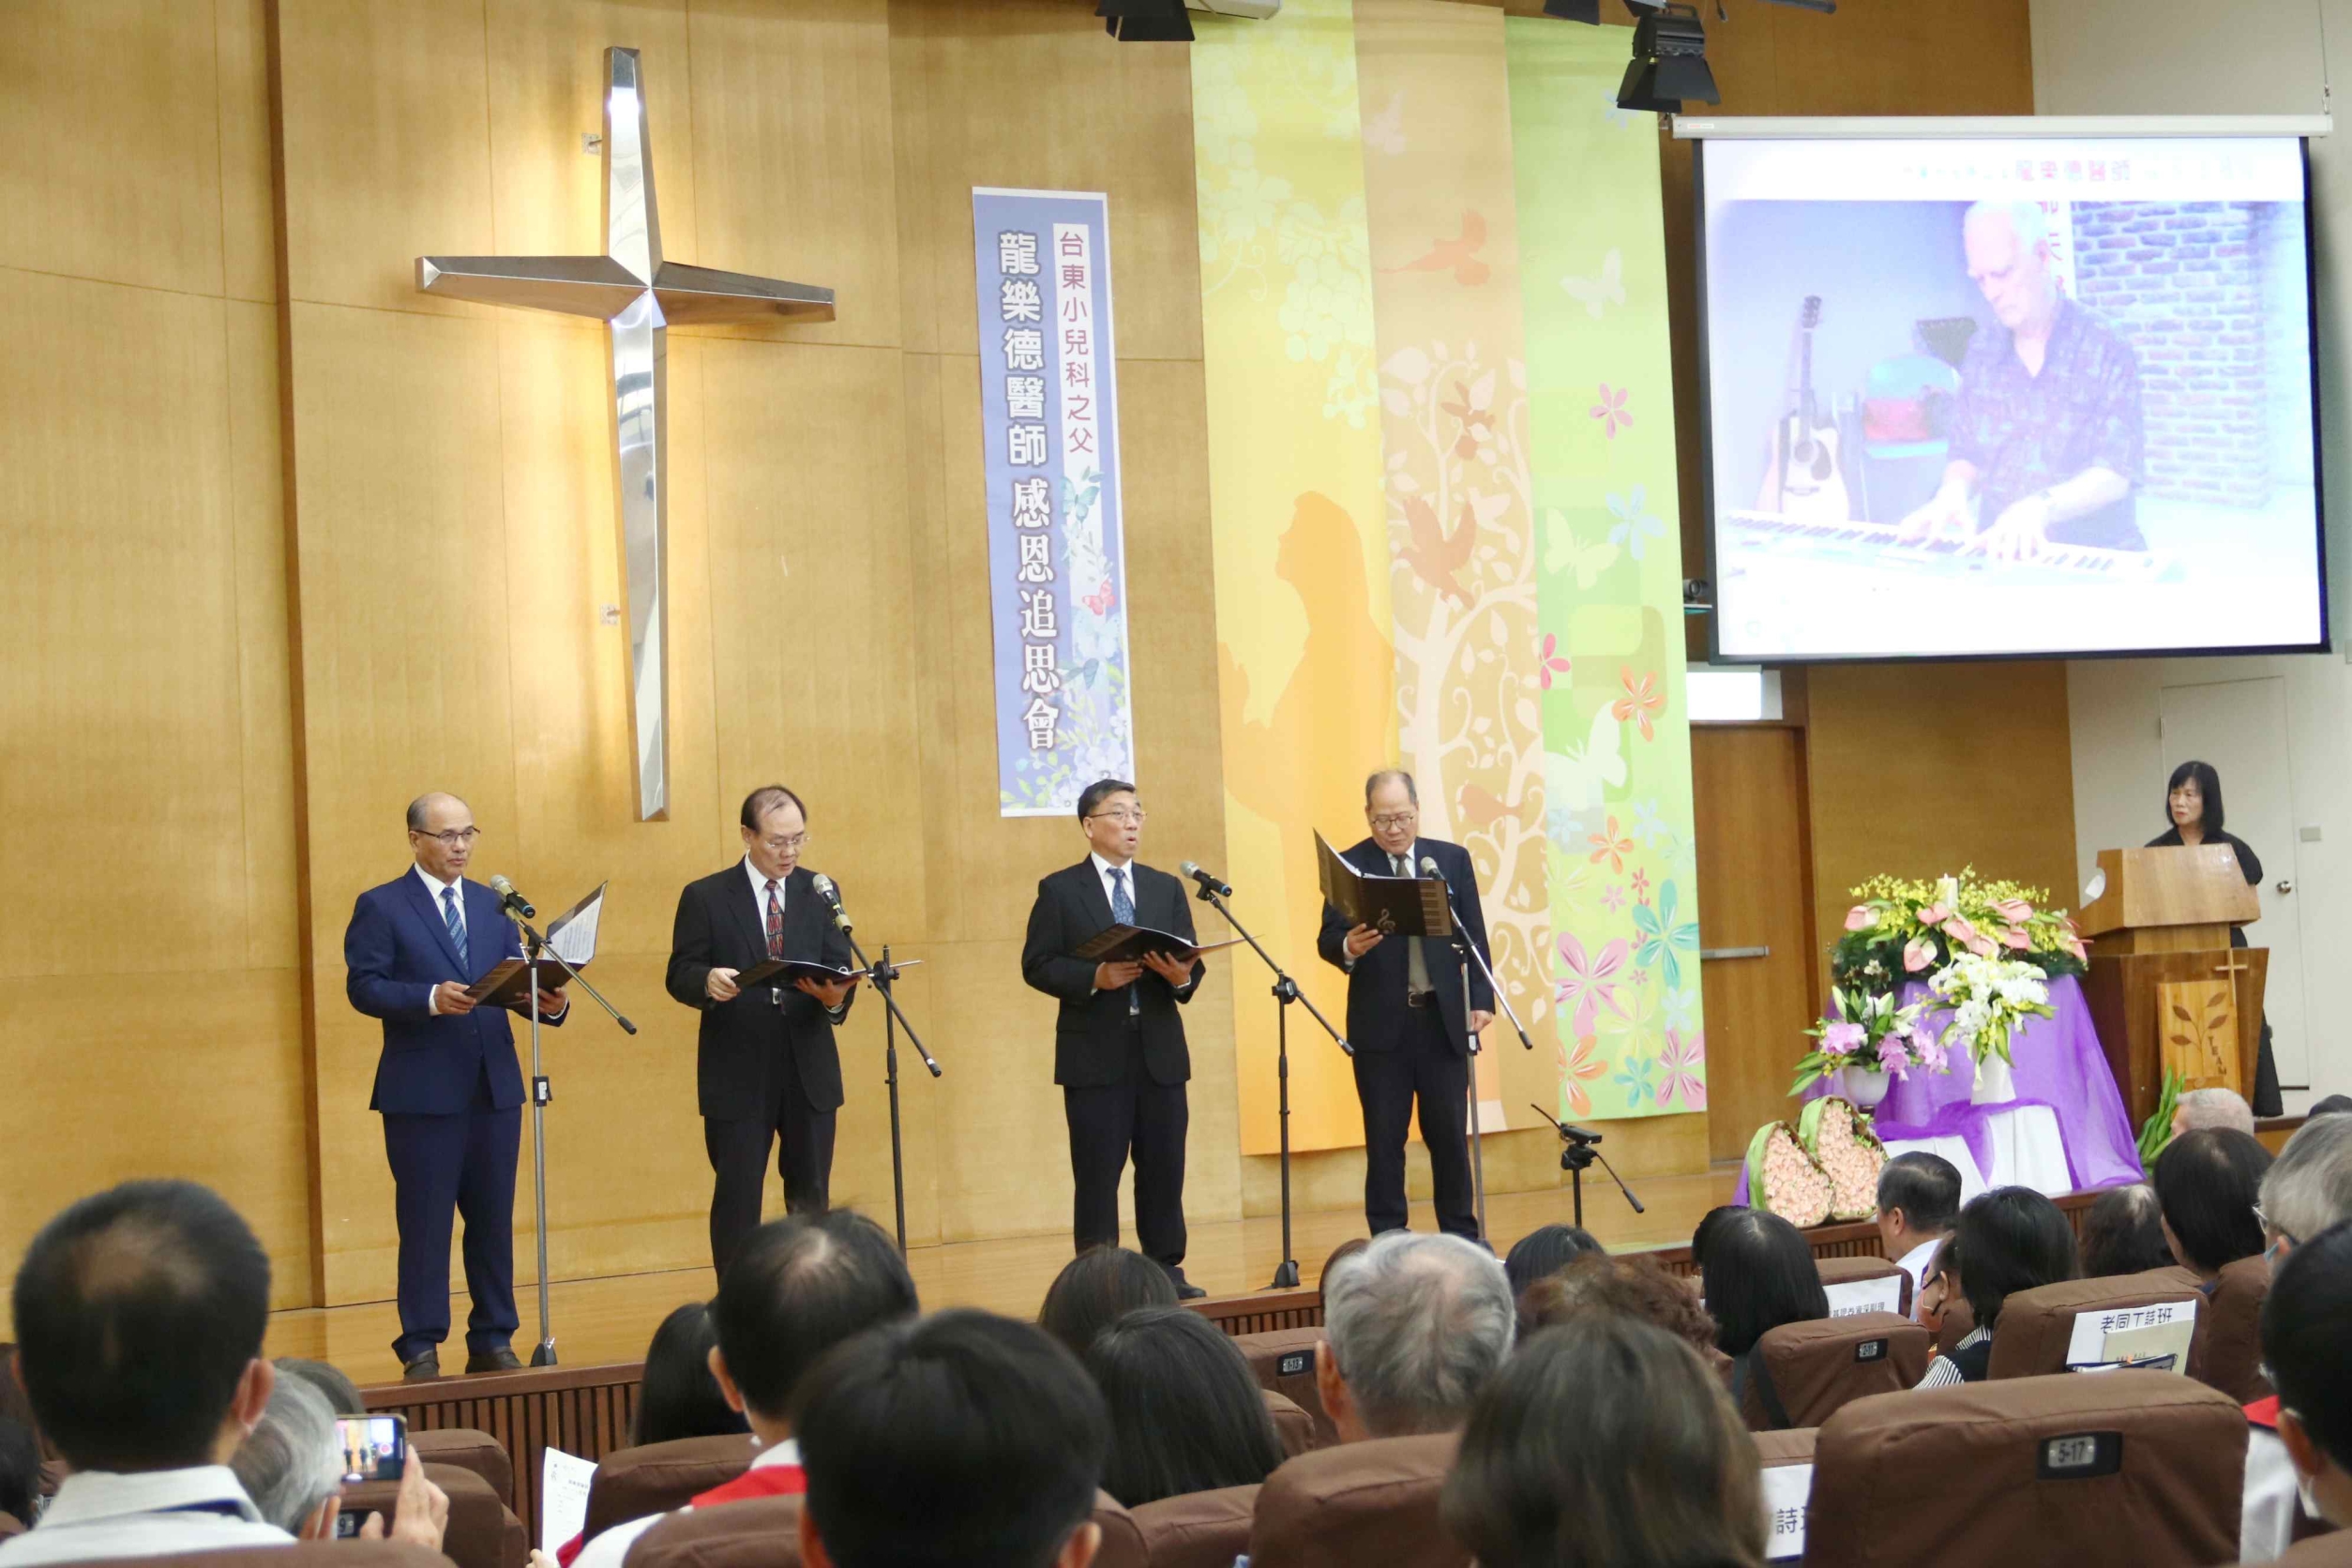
[{"xmin": 1733, "ymin": 974, "xmax": 2143, "ymax": 1207}]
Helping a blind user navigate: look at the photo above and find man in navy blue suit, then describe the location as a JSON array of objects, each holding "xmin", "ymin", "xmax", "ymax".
[
  {"xmin": 345, "ymin": 792, "xmax": 566, "ymax": 1380},
  {"xmin": 1317, "ymin": 770, "xmax": 1493, "ymax": 1242}
]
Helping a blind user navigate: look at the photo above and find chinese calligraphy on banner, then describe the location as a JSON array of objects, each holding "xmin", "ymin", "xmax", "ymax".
[{"xmin": 972, "ymin": 188, "xmax": 1135, "ymax": 816}]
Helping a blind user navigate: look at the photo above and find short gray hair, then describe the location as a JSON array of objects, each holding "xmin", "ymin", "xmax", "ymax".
[
  {"xmin": 1322, "ymin": 1231, "xmax": 1514, "ymax": 1437},
  {"xmin": 2177, "ymin": 1088, "xmax": 2256, "ymax": 1136},
  {"xmin": 1964, "ymin": 198, "xmax": 2050, "ymax": 252},
  {"xmin": 230, "ymin": 1374, "xmax": 341, "ymax": 1532},
  {"xmin": 2260, "ymin": 1113, "xmax": 2352, "ymax": 1244}
]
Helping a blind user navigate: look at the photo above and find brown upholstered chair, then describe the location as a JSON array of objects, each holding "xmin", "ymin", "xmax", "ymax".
[
  {"xmin": 584, "ymin": 1434, "xmax": 760, "ymax": 1538},
  {"xmin": 1247, "ymin": 1433, "xmax": 1466, "ymax": 1568},
  {"xmin": 1231, "ymin": 1328, "xmax": 1333, "ymax": 1447},
  {"xmin": 1805, "ymin": 1373, "xmax": 2247, "ymax": 1566},
  {"xmin": 1131, "ymin": 1485, "xmax": 1258, "ymax": 1568},
  {"xmin": 620, "ymin": 1489, "xmax": 1144, "ymax": 1568},
  {"xmin": 345, "ymin": 1460, "xmax": 524, "ymax": 1568},
  {"xmin": 2280, "ymin": 1530, "xmax": 2352, "ymax": 1564},
  {"xmin": 2187, "ymin": 1254, "xmax": 2272, "ymax": 1404},
  {"xmin": 1986, "ymin": 1267, "xmax": 2204, "ymax": 1379},
  {"xmin": 1751, "ymin": 1427, "xmax": 1816, "ymax": 1563},
  {"xmin": 1736, "ymin": 1312, "xmax": 1931, "ymax": 1431},
  {"xmin": 1262, "ymin": 1389, "xmax": 1318, "ymax": 1457},
  {"xmin": 408, "ymin": 1428, "xmax": 515, "ymax": 1508},
  {"xmin": 54, "ymin": 1546, "xmax": 453, "ymax": 1568},
  {"xmin": 1816, "ymin": 1254, "xmax": 1912, "ymax": 1319}
]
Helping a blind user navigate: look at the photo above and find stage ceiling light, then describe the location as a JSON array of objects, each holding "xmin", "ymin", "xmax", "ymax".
[
  {"xmin": 1617, "ymin": 2, "xmax": 1719, "ymax": 114},
  {"xmin": 1099, "ymin": 0, "xmax": 1194, "ymax": 41}
]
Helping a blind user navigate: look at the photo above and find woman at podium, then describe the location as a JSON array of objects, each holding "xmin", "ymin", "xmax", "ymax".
[{"xmin": 2148, "ymin": 760, "xmax": 2283, "ymax": 1114}]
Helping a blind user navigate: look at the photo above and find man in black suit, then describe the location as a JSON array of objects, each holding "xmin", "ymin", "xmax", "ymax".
[
  {"xmin": 666, "ymin": 785, "xmax": 859, "ymax": 1281},
  {"xmin": 1317, "ymin": 769, "xmax": 1493, "ymax": 1241},
  {"xmin": 1020, "ymin": 778, "xmax": 1208, "ymax": 1297}
]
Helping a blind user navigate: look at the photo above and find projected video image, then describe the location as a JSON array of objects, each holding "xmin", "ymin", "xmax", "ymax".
[{"xmin": 1700, "ymin": 136, "xmax": 2324, "ymax": 660}]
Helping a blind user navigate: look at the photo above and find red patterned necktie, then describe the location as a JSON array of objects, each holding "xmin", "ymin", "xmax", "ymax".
[{"xmin": 765, "ymin": 880, "xmax": 785, "ymax": 959}]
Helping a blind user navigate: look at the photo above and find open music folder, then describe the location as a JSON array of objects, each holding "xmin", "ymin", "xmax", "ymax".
[
  {"xmin": 465, "ymin": 882, "xmax": 605, "ymax": 1007},
  {"xmin": 1316, "ymin": 831, "xmax": 1453, "ymax": 938},
  {"xmin": 1069, "ymin": 926, "xmax": 1248, "ymax": 965}
]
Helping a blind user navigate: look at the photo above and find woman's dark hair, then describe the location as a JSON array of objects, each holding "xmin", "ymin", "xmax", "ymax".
[
  {"xmin": 635, "ymin": 1302, "xmax": 750, "ymax": 1447},
  {"xmin": 2077, "ymin": 1184, "xmax": 2177, "ymax": 1278},
  {"xmin": 2261, "ymin": 1218, "xmax": 2352, "ymax": 1474},
  {"xmin": 1950, "ymin": 1186, "xmax": 2080, "ymax": 1330},
  {"xmin": 1503, "ymin": 1225, "xmax": 1605, "ymax": 1299},
  {"xmin": 1518, "ymin": 1253, "xmax": 1719, "ymax": 1363},
  {"xmin": 1081, "ymin": 1306, "xmax": 1285, "ymax": 1508},
  {"xmin": 2165, "ymin": 761, "xmax": 2225, "ymax": 836},
  {"xmin": 2309, "ymin": 1093, "xmax": 2352, "ymax": 1119},
  {"xmin": 1700, "ymin": 1210, "xmax": 1829, "ymax": 1358},
  {"xmin": 2153, "ymin": 1127, "xmax": 2273, "ymax": 1275},
  {"xmin": 1037, "ymin": 1245, "xmax": 1178, "ymax": 1359},
  {"xmin": 1690, "ymin": 1205, "xmax": 1743, "ymax": 1266},
  {"xmin": 0, "ymin": 1415, "xmax": 38, "ymax": 1530},
  {"xmin": 1443, "ymin": 1317, "xmax": 1765, "ymax": 1568}
]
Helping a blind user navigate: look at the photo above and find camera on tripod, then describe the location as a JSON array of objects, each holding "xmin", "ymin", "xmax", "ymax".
[{"xmin": 1555, "ymin": 1119, "xmax": 1600, "ymax": 1173}]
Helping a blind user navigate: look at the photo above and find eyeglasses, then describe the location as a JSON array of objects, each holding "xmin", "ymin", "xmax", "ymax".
[
  {"xmin": 1087, "ymin": 809, "xmax": 1147, "ymax": 826},
  {"xmin": 411, "ymin": 827, "xmax": 481, "ymax": 848},
  {"xmin": 759, "ymin": 833, "xmax": 810, "ymax": 853},
  {"xmin": 2254, "ymin": 1204, "xmax": 2297, "ymax": 1247},
  {"xmin": 1369, "ymin": 812, "xmax": 1418, "ymax": 831}
]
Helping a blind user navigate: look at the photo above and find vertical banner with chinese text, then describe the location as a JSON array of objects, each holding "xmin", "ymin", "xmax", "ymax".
[{"xmin": 972, "ymin": 188, "xmax": 1136, "ymax": 816}]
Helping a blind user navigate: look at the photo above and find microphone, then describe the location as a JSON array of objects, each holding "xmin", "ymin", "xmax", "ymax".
[
  {"xmin": 488, "ymin": 874, "xmax": 535, "ymax": 920},
  {"xmin": 1418, "ymin": 856, "xmax": 1442, "ymax": 879},
  {"xmin": 809, "ymin": 873, "xmax": 853, "ymax": 934},
  {"xmin": 1560, "ymin": 1122, "xmax": 1604, "ymax": 1143},
  {"xmin": 1180, "ymin": 861, "xmax": 1232, "ymax": 898}
]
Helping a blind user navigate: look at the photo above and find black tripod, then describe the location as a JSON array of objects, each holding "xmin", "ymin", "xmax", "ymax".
[
  {"xmin": 1192, "ymin": 875, "xmax": 1348, "ymax": 1289},
  {"xmin": 1530, "ymin": 1103, "xmax": 1646, "ymax": 1228}
]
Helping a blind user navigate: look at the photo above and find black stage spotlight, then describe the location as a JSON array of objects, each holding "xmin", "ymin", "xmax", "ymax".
[
  {"xmin": 1617, "ymin": 2, "xmax": 1718, "ymax": 113},
  {"xmin": 1099, "ymin": 0, "xmax": 1193, "ymax": 40},
  {"xmin": 1542, "ymin": 0, "xmax": 1602, "ymax": 23}
]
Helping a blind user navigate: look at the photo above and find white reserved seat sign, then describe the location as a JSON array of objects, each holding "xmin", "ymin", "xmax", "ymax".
[
  {"xmin": 1823, "ymin": 1274, "xmax": 1905, "ymax": 1318},
  {"xmin": 2064, "ymin": 1297, "xmax": 2198, "ymax": 1369},
  {"xmin": 1762, "ymin": 1462, "xmax": 1815, "ymax": 1560}
]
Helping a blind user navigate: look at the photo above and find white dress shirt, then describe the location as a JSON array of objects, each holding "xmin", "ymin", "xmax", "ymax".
[
  {"xmin": 0, "ymin": 1468, "xmax": 293, "ymax": 1564},
  {"xmin": 746, "ymin": 857, "xmax": 786, "ymax": 923},
  {"xmin": 1090, "ymin": 852, "xmax": 1137, "ymax": 913},
  {"xmin": 2240, "ymin": 1425, "xmax": 2304, "ymax": 1562},
  {"xmin": 568, "ymin": 1440, "xmax": 802, "ymax": 1568}
]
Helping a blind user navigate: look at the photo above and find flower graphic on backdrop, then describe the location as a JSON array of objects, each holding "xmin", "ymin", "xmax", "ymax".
[
  {"xmin": 1613, "ymin": 668, "xmax": 1664, "ymax": 742},
  {"xmin": 1554, "ymin": 931, "xmax": 1631, "ymax": 1037},
  {"xmin": 1587, "ymin": 816, "xmax": 1634, "ymax": 874},
  {"xmin": 1537, "ymin": 632, "xmax": 1572, "ymax": 689},
  {"xmin": 1589, "ymin": 382, "xmax": 1633, "ymax": 439},
  {"xmin": 1560, "ymin": 1032, "xmax": 1610, "ymax": 1117},
  {"xmin": 1601, "ymin": 883, "xmax": 1627, "ymax": 914},
  {"xmin": 1632, "ymin": 880, "xmax": 1702, "ymax": 988},
  {"xmin": 1614, "ymin": 1050, "xmax": 1658, "ymax": 1108},
  {"xmin": 1659, "ymin": 1029, "xmax": 1707, "ymax": 1109},
  {"xmin": 1665, "ymin": 986, "xmax": 1698, "ymax": 1033},
  {"xmin": 1629, "ymin": 798, "xmax": 1667, "ymax": 847},
  {"xmin": 1632, "ymin": 867, "xmax": 1651, "ymax": 903},
  {"xmin": 1606, "ymin": 485, "xmax": 1666, "ymax": 560}
]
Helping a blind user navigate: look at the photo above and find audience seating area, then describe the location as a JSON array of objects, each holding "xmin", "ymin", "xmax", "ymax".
[{"xmin": 1983, "ymin": 1267, "xmax": 2204, "ymax": 1379}]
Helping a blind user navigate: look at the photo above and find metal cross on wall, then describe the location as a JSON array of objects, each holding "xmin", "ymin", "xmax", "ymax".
[{"xmin": 416, "ymin": 47, "xmax": 834, "ymax": 821}]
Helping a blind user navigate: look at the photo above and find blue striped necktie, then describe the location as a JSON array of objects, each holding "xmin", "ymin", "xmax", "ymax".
[
  {"xmin": 442, "ymin": 885, "xmax": 469, "ymax": 968},
  {"xmin": 1110, "ymin": 867, "xmax": 1138, "ymax": 1017}
]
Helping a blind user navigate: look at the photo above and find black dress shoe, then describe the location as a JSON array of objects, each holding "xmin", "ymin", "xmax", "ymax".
[
  {"xmin": 464, "ymin": 1347, "xmax": 524, "ymax": 1374},
  {"xmin": 400, "ymin": 1351, "xmax": 441, "ymax": 1381},
  {"xmin": 1173, "ymin": 1279, "xmax": 1208, "ymax": 1301}
]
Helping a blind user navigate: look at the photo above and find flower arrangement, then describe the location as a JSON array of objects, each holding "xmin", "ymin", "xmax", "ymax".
[
  {"xmin": 1928, "ymin": 950, "xmax": 2054, "ymax": 1067},
  {"xmin": 1833, "ymin": 868, "xmax": 2088, "ymax": 995},
  {"xmin": 1788, "ymin": 986, "xmax": 1948, "ymax": 1095}
]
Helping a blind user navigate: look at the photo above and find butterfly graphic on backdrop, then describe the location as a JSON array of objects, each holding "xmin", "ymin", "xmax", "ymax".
[
  {"xmin": 1560, "ymin": 249, "xmax": 1625, "ymax": 319},
  {"xmin": 1083, "ymin": 581, "xmax": 1117, "ymax": 617},
  {"xmin": 1545, "ymin": 705, "xmax": 1627, "ymax": 814},
  {"xmin": 1362, "ymin": 90, "xmax": 1406, "ymax": 155},
  {"xmin": 1544, "ymin": 508, "xmax": 1621, "ymax": 588},
  {"xmin": 1383, "ymin": 210, "xmax": 1489, "ymax": 287}
]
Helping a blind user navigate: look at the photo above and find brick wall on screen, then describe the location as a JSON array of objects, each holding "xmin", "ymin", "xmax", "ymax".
[{"xmin": 2072, "ymin": 201, "xmax": 2275, "ymax": 507}]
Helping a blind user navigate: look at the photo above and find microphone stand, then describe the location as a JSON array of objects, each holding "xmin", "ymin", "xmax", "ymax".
[
  {"xmin": 830, "ymin": 916, "xmax": 941, "ymax": 1257},
  {"xmin": 1428, "ymin": 871, "xmax": 1530, "ymax": 1245},
  {"xmin": 1193, "ymin": 878, "xmax": 1348, "ymax": 1290},
  {"xmin": 501, "ymin": 906, "xmax": 636, "ymax": 1367},
  {"xmin": 1528, "ymin": 1103, "xmax": 1647, "ymax": 1229}
]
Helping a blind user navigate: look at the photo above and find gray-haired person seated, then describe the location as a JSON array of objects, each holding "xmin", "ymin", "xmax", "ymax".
[{"xmin": 1313, "ymin": 1231, "xmax": 1515, "ymax": 1441}]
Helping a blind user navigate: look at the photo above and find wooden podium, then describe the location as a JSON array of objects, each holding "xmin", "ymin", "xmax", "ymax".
[{"xmin": 2077, "ymin": 846, "xmax": 2265, "ymax": 1130}]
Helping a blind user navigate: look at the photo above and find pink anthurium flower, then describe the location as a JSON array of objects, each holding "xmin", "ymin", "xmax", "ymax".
[
  {"xmin": 1903, "ymin": 937, "xmax": 1937, "ymax": 972},
  {"xmin": 1844, "ymin": 905, "xmax": 1876, "ymax": 932}
]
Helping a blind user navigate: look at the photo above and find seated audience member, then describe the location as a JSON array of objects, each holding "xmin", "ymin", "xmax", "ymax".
[
  {"xmin": 1441, "ymin": 1315, "xmax": 1766, "ymax": 1568},
  {"xmin": 0, "ymin": 1419, "xmax": 38, "ymax": 1533},
  {"xmin": 2153, "ymin": 1127, "xmax": 2273, "ymax": 1283},
  {"xmin": 2243, "ymin": 1114, "xmax": 2352, "ymax": 1561},
  {"xmin": 1690, "ymin": 1204, "xmax": 1741, "ymax": 1266},
  {"xmin": 2254, "ymin": 1220, "xmax": 2352, "ymax": 1543},
  {"xmin": 1515, "ymin": 1253, "xmax": 1724, "ymax": 1373},
  {"xmin": 1916, "ymin": 1186, "xmax": 2080, "ymax": 1388},
  {"xmin": 1317, "ymin": 1235, "xmax": 1369, "ymax": 1289},
  {"xmin": 632, "ymin": 1302, "xmax": 750, "ymax": 1447},
  {"xmin": 570, "ymin": 1211, "xmax": 918, "ymax": 1568},
  {"xmin": 228, "ymin": 1377, "xmax": 343, "ymax": 1538},
  {"xmin": 1037, "ymin": 1245, "xmax": 1178, "ymax": 1361},
  {"xmin": 1501, "ymin": 1224, "xmax": 1604, "ymax": 1299},
  {"xmin": 2307, "ymin": 1093, "xmax": 2352, "ymax": 1118},
  {"xmin": 2076, "ymin": 1184, "xmax": 2177, "ymax": 1278},
  {"xmin": 1873, "ymin": 1153, "xmax": 1962, "ymax": 1301},
  {"xmin": 2172, "ymin": 1086, "xmax": 2257, "ymax": 1138},
  {"xmin": 1700, "ymin": 1210, "xmax": 1829, "ymax": 1397},
  {"xmin": 1315, "ymin": 1231, "xmax": 1515, "ymax": 1442},
  {"xmin": 1081, "ymin": 1305, "xmax": 1284, "ymax": 1507},
  {"xmin": 269, "ymin": 1359, "xmax": 365, "ymax": 1417},
  {"xmin": 1, "ymin": 1179, "xmax": 445, "ymax": 1565},
  {"xmin": 1913, "ymin": 1239, "xmax": 1956, "ymax": 1339},
  {"xmin": 792, "ymin": 1311, "xmax": 1110, "ymax": 1568}
]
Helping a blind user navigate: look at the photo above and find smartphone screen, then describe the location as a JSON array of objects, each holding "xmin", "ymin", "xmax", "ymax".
[{"xmin": 334, "ymin": 1414, "xmax": 406, "ymax": 1485}]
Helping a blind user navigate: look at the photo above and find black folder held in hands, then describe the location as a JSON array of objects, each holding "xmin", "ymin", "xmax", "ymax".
[
  {"xmin": 734, "ymin": 957, "xmax": 925, "ymax": 989},
  {"xmin": 1315, "ymin": 831, "xmax": 1453, "ymax": 938},
  {"xmin": 1068, "ymin": 926, "xmax": 1248, "ymax": 965}
]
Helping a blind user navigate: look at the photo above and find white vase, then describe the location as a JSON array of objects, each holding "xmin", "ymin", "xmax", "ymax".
[
  {"xmin": 1840, "ymin": 1064, "xmax": 1893, "ymax": 1111},
  {"xmin": 1970, "ymin": 1052, "xmax": 2017, "ymax": 1106}
]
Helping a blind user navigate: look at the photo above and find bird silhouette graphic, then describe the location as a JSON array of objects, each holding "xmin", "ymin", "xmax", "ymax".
[
  {"xmin": 1382, "ymin": 209, "xmax": 1489, "ymax": 287},
  {"xmin": 1400, "ymin": 494, "xmax": 1477, "ymax": 608}
]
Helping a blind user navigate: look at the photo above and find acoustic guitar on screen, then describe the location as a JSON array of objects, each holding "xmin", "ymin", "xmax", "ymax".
[{"xmin": 1756, "ymin": 294, "xmax": 1851, "ymax": 525}]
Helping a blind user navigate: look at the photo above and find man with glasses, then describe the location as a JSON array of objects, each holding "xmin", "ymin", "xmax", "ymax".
[
  {"xmin": 667, "ymin": 786, "xmax": 859, "ymax": 1282},
  {"xmin": 1317, "ymin": 770, "xmax": 1493, "ymax": 1241},
  {"xmin": 345, "ymin": 792, "xmax": 568, "ymax": 1380},
  {"xmin": 1020, "ymin": 779, "xmax": 1208, "ymax": 1296}
]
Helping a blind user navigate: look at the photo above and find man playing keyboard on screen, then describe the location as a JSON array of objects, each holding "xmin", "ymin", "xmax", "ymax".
[{"xmin": 1900, "ymin": 199, "xmax": 2147, "ymax": 561}]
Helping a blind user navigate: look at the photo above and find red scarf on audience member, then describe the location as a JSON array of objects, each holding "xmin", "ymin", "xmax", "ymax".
[
  {"xmin": 2248, "ymin": 1396, "xmax": 2281, "ymax": 1430},
  {"xmin": 550, "ymin": 1459, "xmax": 807, "ymax": 1566}
]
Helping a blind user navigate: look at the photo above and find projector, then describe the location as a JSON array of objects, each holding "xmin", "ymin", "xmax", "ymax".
[{"xmin": 1184, "ymin": 0, "xmax": 1281, "ymax": 17}]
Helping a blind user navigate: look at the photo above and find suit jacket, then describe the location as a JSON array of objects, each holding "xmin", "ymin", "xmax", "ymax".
[
  {"xmin": 1315, "ymin": 836, "xmax": 1493, "ymax": 1055},
  {"xmin": 345, "ymin": 870, "xmax": 565, "ymax": 1116},
  {"xmin": 665, "ymin": 864, "xmax": 855, "ymax": 1118},
  {"xmin": 1020, "ymin": 859, "xmax": 1205, "ymax": 1089}
]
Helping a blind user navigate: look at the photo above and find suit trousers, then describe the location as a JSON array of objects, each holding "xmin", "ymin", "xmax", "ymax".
[
  {"xmin": 381, "ymin": 1070, "xmax": 521, "ymax": 1364},
  {"xmin": 1063, "ymin": 1029, "xmax": 1189, "ymax": 1270},
  {"xmin": 1353, "ymin": 1006, "xmax": 1478, "ymax": 1240},
  {"xmin": 704, "ymin": 1029, "xmax": 837, "ymax": 1282}
]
